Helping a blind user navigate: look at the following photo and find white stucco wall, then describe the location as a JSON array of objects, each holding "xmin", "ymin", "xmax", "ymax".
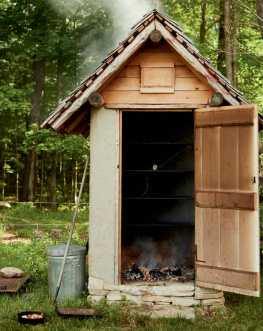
[{"xmin": 89, "ymin": 107, "xmax": 119, "ymax": 285}]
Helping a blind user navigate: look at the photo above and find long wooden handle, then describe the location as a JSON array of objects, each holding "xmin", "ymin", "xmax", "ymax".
[{"xmin": 54, "ymin": 155, "xmax": 90, "ymax": 304}]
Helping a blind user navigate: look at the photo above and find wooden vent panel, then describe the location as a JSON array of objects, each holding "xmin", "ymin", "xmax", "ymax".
[{"xmin": 140, "ymin": 66, "xmax": 175, "ymax": 93}]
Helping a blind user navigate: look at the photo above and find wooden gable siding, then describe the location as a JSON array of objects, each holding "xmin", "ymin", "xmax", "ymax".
[{"xmin": 101, "ymin": 41, "xmax": 214, "ymax": 105}]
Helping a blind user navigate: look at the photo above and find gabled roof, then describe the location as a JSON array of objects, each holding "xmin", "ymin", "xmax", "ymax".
[{"xmin": 42, "ymin": 9, "xmax": 262, "ymax": 136}]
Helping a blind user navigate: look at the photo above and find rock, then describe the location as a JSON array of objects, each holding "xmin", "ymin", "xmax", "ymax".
[
  {"xmin": 88, "ymin": 276, "xmax": 104, "ymax": 290},
  {"xmin": 195, "ymin": 291, "xmax": 224, "ymax": 300},
  {"xmin": 171, "ymin": 297, "xmax": 200, "ymax": 307},
  {"xmin": 202, "ymin": 297, "xmax": 225, "ymax": 306},
  {"xmin": 141, "ymin": 295, "xmax": 171, "ymax": 303},
  {"xmin": 195, "ymin": 286, "xmax": 221, "ymax": 294},
  {"xmin": 0, "ymin": 202, "xmax": 11, "ymax": 208},
  {"xmin": 122, "ymin": 293, "xmax": 142, "ymax": 304},
  {"xmin": 150, "ymin": 286, "xmax": 194, "ymax": 297},
  {"xmin": 0, "ymin": 267, "xmax": 24, "ymax": 278},
  {"xmin": 107, "ymin": 291, "xmax": 122, "ymax": 301},
  {"xmin": 89, "ymin": 289, "xmax": 109, "ymax": 296},
  {"xmin": 150, "ymin": 305, "xmax": 195, "ymax": 319},
  {"xmin": 154, "ymin": 301, "xmax": 171, "ymax": 305}
]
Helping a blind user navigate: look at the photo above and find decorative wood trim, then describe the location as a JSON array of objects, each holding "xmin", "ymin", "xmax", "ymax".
[
  {"xmin": 196, "ymin": 191, "xmax": 258, "ymax": 211},
  {"xmin": 105, "ymin": 104, "xmax": 205, "ymax": 109},
  {"xmin": 118, "ymin": 110, "xmax": 123, "ymax": 284},
  {"xmin": 50, "ymin": 21, "xmax": 156, "ymax": 130},
  {"xmin": 155, "ymin": 20, "xmax": 240, "ymax": 106}
]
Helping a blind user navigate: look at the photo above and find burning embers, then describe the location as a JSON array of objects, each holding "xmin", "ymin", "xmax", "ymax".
[{"xmin": 121, "ymin": 264, "xmax": 194, "ymax": 282}]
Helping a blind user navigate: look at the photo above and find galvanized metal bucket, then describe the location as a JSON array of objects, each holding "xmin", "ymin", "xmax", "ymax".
[{"xmin": 46, "ymin": 244, "xmax": 86, "ymax": 302}]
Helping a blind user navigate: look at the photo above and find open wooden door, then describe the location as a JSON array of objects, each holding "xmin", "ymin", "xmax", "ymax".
[{"xmin": 195, "ymin": 104, "xmax": 260, "ymax": 297}]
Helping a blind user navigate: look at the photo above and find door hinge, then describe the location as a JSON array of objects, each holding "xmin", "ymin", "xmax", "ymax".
[{"xmin": 253, "ymin": 176, "xmax": 256, "ymax": 184}]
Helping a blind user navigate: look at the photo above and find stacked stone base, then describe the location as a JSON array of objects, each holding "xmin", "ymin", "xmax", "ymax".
[{"xmin": 88, "ymin": 276, "xmax": 225, "ymax": 319}]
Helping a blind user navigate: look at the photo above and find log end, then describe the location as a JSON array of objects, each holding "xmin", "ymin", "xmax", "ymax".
[
  {"xmin": 208, "ymin": 92, "xmax": 224, "ymax": 107},
  {"xmin": 150, "ymin": 30, "xmax": 162, "ymax": 46},
  {"xmin": 88, "ymin": 92, "xmax": 105, "ymax": 109}
]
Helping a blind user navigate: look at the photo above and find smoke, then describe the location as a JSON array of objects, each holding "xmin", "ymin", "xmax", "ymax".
[{"xmin": 47, "ymin": 0, "xmax": 166, "ymax": 87}]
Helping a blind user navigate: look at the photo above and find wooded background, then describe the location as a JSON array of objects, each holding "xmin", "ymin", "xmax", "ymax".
[{"xmin": 0, "ymin": 0, "xmax": 263, "ymax": 210}]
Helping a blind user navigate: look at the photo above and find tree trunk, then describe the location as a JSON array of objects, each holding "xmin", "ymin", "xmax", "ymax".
[
  {"xmin": 2, "ymin": 143, "xmax": 7, "ymax": 197},
  {"xmin": 224, "ymin": 0, "xmax": 233, "ymax": 82},
  {"xmin": 40, "ymin": 151, "xmax": 45, "ymax": 202},
  {"xmin": 14, "ymin": 118, "xmax": 19, "ymax": 202},
  {"xmin": 217, "ymin": 0, "xmax": 225, "ymax": 73},
  {"xmin": 21, "ymin": 57, "xmax": 46, "ymax": 202},
  {"xmin": 57, "ymin": 8, "xmax": 66, "ymax": 104},
  {"xmin": 256, "ymin": 0, "xmax": 263, "ymax": 39},
  {"xmin": 50, "ymin": 150, "xmax": 58, "ymax": 211},
  {"xmin": 232, "ymin": 0, "xmax": 238, "ymax": 87},
  {"xmin": 200, "ymin": 0, "xmax": 207, "ymax": 43}
]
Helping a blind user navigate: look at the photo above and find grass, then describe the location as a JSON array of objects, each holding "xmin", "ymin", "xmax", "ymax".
[{"xmin": 1, "ymin": 205, "xmax": 263, "ymax": 330}]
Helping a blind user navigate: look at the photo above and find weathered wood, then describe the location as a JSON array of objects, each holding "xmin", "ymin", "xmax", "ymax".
[
  {"xmin": 105, "ymin": 76, "xmax": 210, "ymax": 92},
  {"xmin": 196, "ymin": 191, "xmax": 257, "ymax": 210},
  {"xmin": 140, "ymin": 67, "xmax": 175, "ymax": 93},
  {"xmin": 196, "ymin": 265, "xmax": 258, "ymax": 291},
  {"xmin": 196, "ymin": 280, "xmax": 260, "ymax": 297},
  {"xmin": 101, "ymin": 90, "xmax": 213, "ymax": 104},
  {"xmin": 129, "ymin": 52, "xmax": 183, "ymax": 66},
  {"xmin": 155, "ymin": 20, "xmax": 240, "ymax": 106},
  {"xmin": 176, "ymin": 66, "xmax": 196, "ymax": 77},
  {"xmin": 104, "ymin": 104, "xmax": 201, "ymax": 109},
  {"xmin": 195, "ymin": 105, "xmax": 256, "ymax": 127},
  {"xmin": 50, "ymin": 20, "xmax": 156, "ymax": 130},
  {"xmin": 118, "ymin": 110, "xmax": 122, "ymax": 284},
  {"xmin": 116, "ymin": 66, "xmax": 140, "ymax": 78},
  {"xmin": 88, "ymin": 92, "xmax": 105, "ymax": 109},
  {"xmin": 149, "ymin": 30, "xmax": 163, "ymax": 46},
  {"xmin": 208, "ymin": 92, "xmax": 224, "ymax": 107},
  {"xmin": 194, "ymin": 104, "xmax": 259, "ymax": 298}
]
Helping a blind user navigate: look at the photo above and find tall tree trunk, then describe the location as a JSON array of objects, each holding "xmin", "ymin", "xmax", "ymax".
[
  {"xmin": 40, "ymin": 151, "xmax": 45, "ymax": 202},
  {"xmin": 217, "ymin": 0, "xmax": 225, "ymax": 73},
  {"xmin": 2, "ymin": 143, "xmax": 7, "ymax": 197},
  {"xmin": 224, "ymin": 0, "xmax": 233, "ymax": 82},
  {"xmin": 63, "ymin": 155, "xmax": 66, "ymax": 197},
  {"xmin": 21, "ymin": 57, "xmax": 46, "ymax": 202},
  {"xmin": 57, "ymin": 8, "xmax": 66, "ymax": 104},
  {"xmin": 200, "ymin": 0, "xmax": 207, "ymax": 43},
  {"xmin": 14, "ymin": 118, "xmax": 19, "ymax": 202},
  {"xmin": 50, "ymin": 150, "xmax": 58, "ymax": 211},
  {"xmin": 232, "ymin": 1, "xmax": 238, "ymax": 87},
  {"xmin": 256, "ymin": 0, "xmax": 263, "ymax": 39}
]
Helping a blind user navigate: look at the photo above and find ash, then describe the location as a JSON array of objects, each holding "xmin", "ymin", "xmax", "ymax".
[{"xmin": 121, "ymin": 264, "xmax": 195, "ymax": 282}]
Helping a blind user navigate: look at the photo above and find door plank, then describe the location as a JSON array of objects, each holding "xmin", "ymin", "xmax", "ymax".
[{"xmin": 196, "ymin": 191, "xmax": 257, "ymax": 210}]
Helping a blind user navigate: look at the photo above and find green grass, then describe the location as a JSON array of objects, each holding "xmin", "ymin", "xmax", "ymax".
[{"xmin": 1, "ymin": 206, "xmax": 263, "ymax": 330}]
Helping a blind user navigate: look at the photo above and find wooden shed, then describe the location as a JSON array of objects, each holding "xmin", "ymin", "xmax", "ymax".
[{"xmin": 42, "ymin": 10, "xmax": 261, "ymax": 315}]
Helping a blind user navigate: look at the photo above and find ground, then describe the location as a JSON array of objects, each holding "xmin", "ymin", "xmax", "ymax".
[{"xmin": 0, "ymin": 204, "xmax": 263, "ymax": 330}]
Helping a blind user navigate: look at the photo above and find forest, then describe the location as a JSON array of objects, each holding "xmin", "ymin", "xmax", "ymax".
[{"xmin": 0, "ymin": 0, "xmax": 263, "ymax": 208}]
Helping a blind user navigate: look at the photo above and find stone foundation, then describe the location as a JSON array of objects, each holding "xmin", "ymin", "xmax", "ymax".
[{"xmin": 88, "ymin": 276, "xmax": 225, "ymax": 319}]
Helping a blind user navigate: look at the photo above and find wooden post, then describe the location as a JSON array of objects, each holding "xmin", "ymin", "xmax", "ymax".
[
  {"xmin": 150, "ymin": 30, "xmax": 162, "ymax": 46},
  {"xmin": 88, "ymin": 92, "xmax": 105, "ymax": 109},
  {"xmin": 208, "ymin": 92, "xmax": 224, "ymax": 107}
]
